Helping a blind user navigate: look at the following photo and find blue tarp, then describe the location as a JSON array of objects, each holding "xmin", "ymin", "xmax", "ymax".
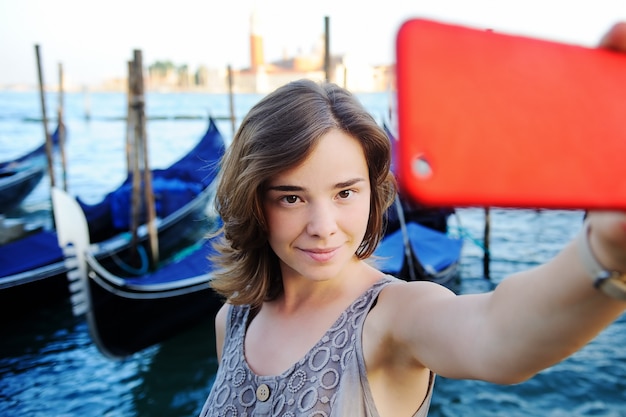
[
  {"xmin": 124, "ymin": 239, "xmax": 217, "ymax": 285},
  {"xmin": 0, "ymin": 231, "xmax": 63, "ymax": 278},
  {"xmin": 374, "ymin": 222, "xmax": 462, "ymax": 275},
  {"xmin": 77, "ymin": 117, "xmax": 225, "ymax": 240},
  {"xmin": 110, "ymin": 177, "xmax": 203, "ymax": 229}
]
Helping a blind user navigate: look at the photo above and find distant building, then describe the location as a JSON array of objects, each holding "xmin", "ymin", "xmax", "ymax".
[
  {"xmin": 142, "ymin": 10, "xmax": 393, "ymax": 93},
  {"xmin": 249, "ymin": 12, "xmax": 265, "ymax": 71}
]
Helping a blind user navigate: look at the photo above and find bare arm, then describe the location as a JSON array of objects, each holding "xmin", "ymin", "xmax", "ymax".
[
  {"xmin": 382, "ymin": 212, "xmax": 626, "ymax": 384},
  {"xmin": 382, "ymin": 23, "xmax": 626, "ymax": 383}
]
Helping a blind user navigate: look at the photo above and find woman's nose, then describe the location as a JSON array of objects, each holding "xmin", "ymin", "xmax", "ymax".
[{"xmin": 306, "ymin": 202, "xmax": 338, "ymax": 238}]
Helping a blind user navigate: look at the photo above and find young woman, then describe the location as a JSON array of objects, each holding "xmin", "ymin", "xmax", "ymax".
[{"xmin": 199, "ymin": 23, "xmax": 626, "ymax": 417}]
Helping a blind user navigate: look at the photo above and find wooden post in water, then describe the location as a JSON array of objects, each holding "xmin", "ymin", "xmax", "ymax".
[
  {"xmin": 133, "ymin": 50, "xmax": 159, "ymax": 268},
  {"xmin": 324, "ymin": 16, "xmax": 330, "ymax": 83},
  {"xmin": 34, "ymin": 44, "xmax": 56, "ymax": 189},
  {"xmin": 57, "ymin": 62, "xmax": 69, "ymax": 191},
  {"xmin": 227, "ymin": 64, "xmax": 236, "ymax": 136},
  {"xmin": 128, "ymin": 59, "xmax": 142, "ymax": 258},
  {"xmin": 483, "ymin": 207, "xmax": 491, "ymax": 279},
  {"xmin": 83, "ymin": 86, "xmax": 91, "ymax": 121},
  {"xmin": 126, "ymin": 61, "xmax": 135, "ymax": 175}
]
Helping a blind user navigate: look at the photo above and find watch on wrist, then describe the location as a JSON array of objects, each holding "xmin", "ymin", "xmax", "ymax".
[{"xmin": 578, "ymin": 220, "xmax": 626, "ymax": 301}]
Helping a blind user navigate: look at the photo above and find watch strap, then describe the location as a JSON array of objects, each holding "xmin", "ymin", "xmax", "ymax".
[{"xmin": 578, "ymin": 220, "xmax": 626, "ymax": 301}]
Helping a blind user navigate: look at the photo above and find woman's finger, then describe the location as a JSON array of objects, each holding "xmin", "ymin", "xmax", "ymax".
[{"xmin": 599, "ymin": 22, "xmax": 626, "ymax": 51}]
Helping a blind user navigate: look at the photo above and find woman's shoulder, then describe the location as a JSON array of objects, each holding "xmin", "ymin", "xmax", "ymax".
[
  {"xmin": 374, "ymin": 277, "xmax": 457, "ymax": 319},
  {"xmin": 215, "ymin": 303, "xmax": 230, "ymax": 330},
  {"xmin": 215, "ymin": 302, "xmax": 252, "ymax": 328},
  {"xmin": 380, "ymin": 275, "xmax": 453, "ymax": 294},
  {"xmin": 214, "ymin": 302, "xmax": 253, "ymax": 360}
]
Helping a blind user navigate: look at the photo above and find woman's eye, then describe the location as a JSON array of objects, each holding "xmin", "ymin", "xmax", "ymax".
[
  {"xmin": 338, "ymin": 190, "xmax": 353, "ymax": 199},
  {"xmin": 282, "ymin": 195, "xmax": 299, "ymax": 204}
]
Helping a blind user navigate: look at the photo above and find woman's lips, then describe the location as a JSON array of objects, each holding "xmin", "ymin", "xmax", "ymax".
[{"xmin": 301, "ymin": 247, "xmax": 339, "ymax": 262}]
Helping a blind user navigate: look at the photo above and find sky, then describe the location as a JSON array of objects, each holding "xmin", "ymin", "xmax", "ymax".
[{"xmin": 1, "ymin": 0, "xmax": 625, "ymax": 88}]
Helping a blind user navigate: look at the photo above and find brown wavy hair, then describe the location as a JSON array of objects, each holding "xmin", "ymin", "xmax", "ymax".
[{"xmin": 210, "ymin": 79, "xmax": 397, "ymax": 308}]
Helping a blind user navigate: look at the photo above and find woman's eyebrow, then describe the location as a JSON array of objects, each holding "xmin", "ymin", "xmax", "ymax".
[
  {"xmin": 267, "ymin": 177, "xmax": 366, "ymax": 193},
  {"xmin": 335, "ymin": 177, "xmax": 366, "ymax": 189},
  {"xmin": 266, "ymin": 185, "xmax": 305, "ymax": 192}
]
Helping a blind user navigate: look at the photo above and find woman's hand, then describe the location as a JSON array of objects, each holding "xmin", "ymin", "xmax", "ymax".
[
  {"xmin": 586, "ymin": 23, "xmax": 626, "ymax": 275},
  {"xmin": 599, "ymin": 22, "xmax": 626, "ymax": 52}
]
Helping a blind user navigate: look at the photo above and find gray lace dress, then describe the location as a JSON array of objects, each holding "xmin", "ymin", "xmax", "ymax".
[{"xmin": 199, "ymin": 276, "xmax": 435, "ymax": 417}]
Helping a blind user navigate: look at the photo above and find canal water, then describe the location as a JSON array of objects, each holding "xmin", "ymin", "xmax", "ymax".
[{"xmin": 1, "ymin": 90, "xmax": 624, "ymax": 416}]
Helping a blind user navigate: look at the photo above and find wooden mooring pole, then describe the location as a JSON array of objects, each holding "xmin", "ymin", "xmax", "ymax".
[
  {"xmin": 126, "ymin": 61, "xmax": 135, "ymax": 176},
  {"xmin": 128, "ymin": 50, "xmax": 159, "ymax": 268},
  {"xmin": 483, "ymin": 207, "xmax": 491, "ymax": 279},
  {"xmin": 83, "ymin": 86, "xmax": 91, "ymax": 121},
  {"xmin": 128, "ymin": 59, "xmax": 141, "ymax": 259},
  {"xmin": 57, "ymin": 62, "xmax": 69, "ymax": 191},
  {"xmin": 227, "ymin": 64, "xmax": 236, "ymax": 136},
  {"xmin": 34, "ymin": 44, "xmax": 56, "ymax": 189},
  {"xmin": 135, "ymin": 49, "xmax": 159, "ymax": 269},
  {"xmin": 324, "ymin": 16, "xmax": 330, "ymax": 83}
]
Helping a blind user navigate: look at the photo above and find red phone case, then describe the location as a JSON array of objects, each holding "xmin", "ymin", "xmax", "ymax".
[{"xmin": 396, "ymin": 18, "xmax": 626, "ymax": 209}]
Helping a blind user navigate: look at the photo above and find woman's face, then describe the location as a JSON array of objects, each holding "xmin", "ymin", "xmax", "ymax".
[{"xmin": 263, "ymin": 129, "xmax": 372, "ymax": 284}]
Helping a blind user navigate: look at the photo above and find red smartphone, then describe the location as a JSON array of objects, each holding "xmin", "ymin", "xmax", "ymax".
[{"xmin": 395, "ymin": 18, "xmax": 626, "ymax": 209}]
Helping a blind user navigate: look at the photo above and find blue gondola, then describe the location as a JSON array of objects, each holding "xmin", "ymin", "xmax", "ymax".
[{"xmin": 0, "ymin": 118, "xmax": 225, "ymax": 318}]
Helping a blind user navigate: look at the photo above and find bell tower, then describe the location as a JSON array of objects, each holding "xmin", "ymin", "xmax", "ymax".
[{"xmin": 250, "ymin": 10, "xmax": 264, "ymax": 70}]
